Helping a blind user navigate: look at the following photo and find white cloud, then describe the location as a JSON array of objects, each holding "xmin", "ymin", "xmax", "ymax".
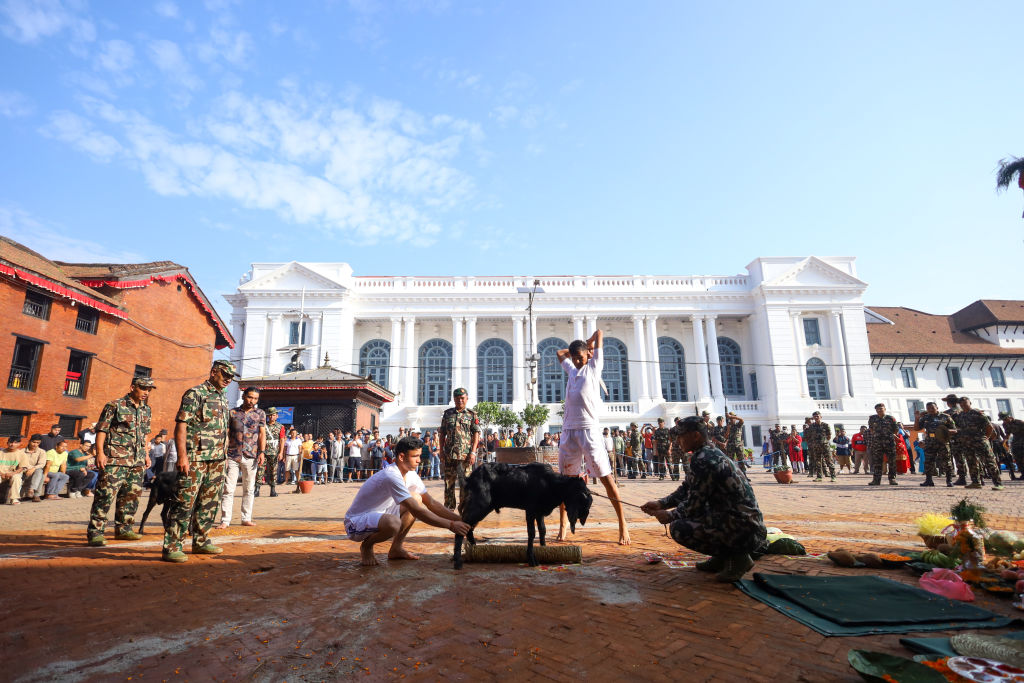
[
  {"xmin": 40, "ymin": 110, "xmax": 122, "ymax": 161},
  {"xmin": 148, "ymin": 39, "xmax": 201, "ymax": 91},
  {"xmin": 154, "ymin": 1, "xmax": 178, "ymax": 18},
  {"xmin": 491, "ymin": 105, "xmax": 518, "ymax": 126},
  {"xmin": 0, "ymin": 0, "xmax": 94, "ymax": 45},
  {"xmin": 525, "ymin": 142, "xmax": 544, "ymax": 157},
  {"xmin": 52, "ymin": 90, "xmax": 478, "ymax": 245},
  {"xmin": 0, "ymin": 89, "xmax": 33, "ymax": 117},
  {"xmin": 196, "ymin": 26, "xmax": 253, "ymax": 66},
  {"xmin": 0, "ymin": 204, "xmax": 142, "ymax": 262},
  {"xmin": 96, "ymin": 39, "xmax": 135, "ymax": 72}
]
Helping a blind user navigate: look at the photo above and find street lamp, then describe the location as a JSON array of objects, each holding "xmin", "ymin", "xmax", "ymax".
[{"xmin": 516, "ymin": 280, "xmax": 545, "ymax": 404}]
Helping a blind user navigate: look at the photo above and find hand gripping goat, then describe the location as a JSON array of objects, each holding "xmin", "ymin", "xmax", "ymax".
[{"xmin": 453, "ymin": 462, "xmax": 593, "ymax": 569}]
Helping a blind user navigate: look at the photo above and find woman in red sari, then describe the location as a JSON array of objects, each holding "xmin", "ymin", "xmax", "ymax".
[{"xmin": 788, "ymin": 425, "xmax": 804, "ymax": 473}]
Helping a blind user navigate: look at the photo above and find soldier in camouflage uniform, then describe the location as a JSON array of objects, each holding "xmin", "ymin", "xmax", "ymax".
[
  {"xmin": 1000, "ymin": 412, "xmax": 1024, "ymax": 480},
  {"xmin": 512, "ymin": 426, "xmax": 528, "ymax": 448},
  {"xmin": 438, "ymin": 387, "xmax": 480, "ymax": 513},
  {"xmin": 87, "ymin": 375, "xmax": 155, "ymax": 546},
  {"xmin": 669, "ymin": 417, "xmax": 687, "ymax": 480},
  {"xmin": 628, "ymin": 422, "xmax": 644, "ymax": 478},
  {"xmin": 913, "ymin": 402, "xmax": 956, "ymax": 487},
  {"xmin": 641, "ymin": 416, "xmax": 767, "ymax": 583},
  {"xmin": 161, "ymin": 360, "xmax": 237, "ymax": 563},
  {"xmin": 255, "ymin": 407, "xmax": 283, "ymax": 497},
  {"xmin": 724, "ymin": 412, "xmax": 747, "ymax": 475},
  {"xmin": 957, "ymin": 397, "xmax": 1003, "ymax": 490},
  {"xmin": 652, "ymin": 418, "xmax": 671, "ymax": 480},
  {"xmin": 805, "ymin": 411, "xmax": 836, "ymax": 482},
  {"xmin": 943, "ymin": 394, "xmax": 969, "ymax": 486},
  {"xmin": 867, "ymin": 403, "xmax": 899, "ymax": 486},
  {"xmin": 710, "ymin": 416, "xmax": 727, "ymax": 452}
]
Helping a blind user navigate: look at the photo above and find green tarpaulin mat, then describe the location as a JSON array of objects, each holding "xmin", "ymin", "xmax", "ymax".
[{"xmin": 736, "ymin": 573, "xmax": 1020, "ymax": 637}]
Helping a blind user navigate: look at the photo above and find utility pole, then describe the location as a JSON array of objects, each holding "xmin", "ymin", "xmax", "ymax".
[{"xmin": 517, "ymin": 279, "xmax": 545, "ymax": 405}]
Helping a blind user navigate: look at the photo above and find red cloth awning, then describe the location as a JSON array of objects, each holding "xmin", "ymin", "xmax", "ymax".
[{"xmin": 0, "ymin": 263, "xmax": 126, "ymax": 319}]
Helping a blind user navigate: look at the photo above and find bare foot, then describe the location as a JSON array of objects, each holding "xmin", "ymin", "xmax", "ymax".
[
  {"xmin": 216, "ymin": 522, "xmax": 229, "ymax": 529},
  {"xmin": 360, "ymin": 542, "xmax": 379, "ymax": 566},
  {"xmin": 387, "ymin": 548, "xmax": 420, "ymax": 561},
  {"xmin": 555, "ymin": 525, "xmax": 569, "ymax": 542},
  {"xmin": 618, "ymin": 528, "xmax": 631, "ymax": 546}
]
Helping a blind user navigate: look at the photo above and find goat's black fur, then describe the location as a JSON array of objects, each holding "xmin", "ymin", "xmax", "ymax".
[
  {"xmin": 137, "ymin": 471, "xmax": 178, "ymax": 535},
  {"xmin": 453, "ymin": 462, "xmax": 592, "ymax": 569}
]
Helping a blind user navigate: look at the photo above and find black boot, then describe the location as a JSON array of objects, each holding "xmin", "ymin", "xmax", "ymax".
[
  {"xmin": 269, "ymin": 486, "xmax": 278, "ymax": 497},
  {"xmin": 953, "ymin": 475, "xmax": 967, "ymax": 486},
  {"xmin": 888, "ymin": 477, "xmax": 898, "ymax": 486},
  {"xmin": 920, "ymin": 476, "xmax": 934, "ymax": 487},
  {"xmin": 868, "ymin": 476, "xmax": 881, "ymax": 486},
  {"xmin": 254, "ymin": 485, "xmax": 260, "ymax": 497},
  {"xmin": 946, "ymin": 474, "xmax": 954, "ymax": 487}
]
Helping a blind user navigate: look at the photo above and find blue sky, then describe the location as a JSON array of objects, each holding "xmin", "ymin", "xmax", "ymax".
[{"xmin": 1, "ymin": 0, "xmax": 1021, "ymax": 325}]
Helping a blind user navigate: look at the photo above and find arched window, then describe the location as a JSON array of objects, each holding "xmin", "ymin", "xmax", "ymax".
[
  {"xmin": 806, "ymin": 357, "xmax": 830, "ymax": 400},
  {"xmin": 358, "ymin": 339, "xmax": 390, "ymax": 387},
  {"xmin": 418, "ymin": 339, "xmax": 452, "ymax": 406},
  {"xmin": 477, "ymin": 338, "xmax": 513, "ymax": 404},
  {"xmin": 718, "ymin": 337, "xmax": 744, "ymax": 397},
  {"xmin": 658, "ymin": 337, "xmax": 687, "ymax": 402},
  {"xmin": 602, "ymin": 337, "xmax": 630, "ymax": 402},
  {"xmin": 537, "ymin": 337, "xmax": 567, "ymax": 404}
]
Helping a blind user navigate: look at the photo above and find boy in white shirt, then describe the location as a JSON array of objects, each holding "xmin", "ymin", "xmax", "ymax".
[
  {"xmin": 556, "ymin": 329, "xmax": 630, "ymax": 545},
  {"xmin": 344, "ymin": 436, "xmax": 470, "ymax": 566},
  {"xmin": 283, "ymin": 430, "xmax": 303, "ymax": 485}
]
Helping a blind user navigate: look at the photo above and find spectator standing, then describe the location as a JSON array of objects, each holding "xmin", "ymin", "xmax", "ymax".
[
  {"xmin": 161, "ymin": 359, "xmax": 237, "ymax": 563},
  {"xmin": 833, "ymin": 429, "xmax": 852, "ymax": 473},
  {"xmin": 218, "ymin": 386, "xmax": 266, "ymax": 528},
  {"xmin": 328, "ymin": 432, "xmax": 343, "ymax": 483},
  {"xmin": 255, "ymin": 408, "xmax": 283, "ymax": 496},
  {"xmin": 20, "ymin": 434, "xmax": 48, "ymax": 502},
  {"xmin": 0, "ymin": 436, "xmax": 26, "ymax": 505},
  {"xmin": 39, "ymin": 424, "xmax": 62, "ymax": 452},
  {"xmin": 145, "ymin": 430, "xmax": 168, "ymax": 486},
  {"xmin": 87, "ymin": 376, "xmax": 155, "ymax": 545},
  {"xmin": 787, "ymin": 427, "xmax": 803, "ymax": 473},
  {"xmin": 851, "ymin": 427, "xmax": 868, "ymax": 474},
  {"xmin": 283, "ymin": 429, "xmax": 303, "ymax": 485},
  {"xmin": 602, "ymin": 428, "xmax": 616, "ymax": 480},
  {"xmin": 347, "ymin": 432, "xmax": 364, "ymax": 481},
  {"xmin": 761, "ymin": 437, "xmax": 771, "ymax": 469}
]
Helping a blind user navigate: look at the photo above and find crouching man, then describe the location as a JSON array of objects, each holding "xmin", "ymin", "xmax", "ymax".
[
  {"xmin": 641, "ymin": 416, "xmax": 767, "ymax": 583},
  {"xmin": 344, "ymin": 436, "xmax": 471, "ymax": 566}
]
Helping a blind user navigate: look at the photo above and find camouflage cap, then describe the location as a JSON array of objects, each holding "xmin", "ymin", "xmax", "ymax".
[
  {"xmin": 701, "ymin": 410, "xmax": 710, "ymax": 417},
  {"xmin": 657, "ymin": 417, "xmax": 665, "ymax": 423},
  {"xmin": 213, "ymin": 359, "xmax": 239, "ymax": 378},
  {"xmin": 266, "ymin": 407, "xmax": 278, "ymax": 415},
  {"xmin": 942, "ymin": 393, "xmax": 959, "ymax": 402},
  {"xmin": 998, "ymin": 411, "xmax": 1011, "ymax": 420},
  {"xmin": 132, "ymin": 375, "xmax": 156, "ymax": 389},
  {"xmin": 453, "ymin": 387, "xmax": 468, "ymax": 397},
  {"xmin": 629, "ymin": 422, "xmax": 638, "ymax": 428}
]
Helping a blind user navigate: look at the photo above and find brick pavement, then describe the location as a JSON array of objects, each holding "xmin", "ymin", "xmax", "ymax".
[{"xmin": 1, "ymin": 468, "xmax": 1022, "ymax": 682}]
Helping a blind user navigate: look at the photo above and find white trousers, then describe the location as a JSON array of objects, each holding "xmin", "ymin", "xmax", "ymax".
[{"xmin": 221, "ymin": 457, "xmax": 257, "ymax": 524}]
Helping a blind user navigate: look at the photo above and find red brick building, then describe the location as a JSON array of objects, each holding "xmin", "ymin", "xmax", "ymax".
[{"xmin": 0, "ymin": 237, "xmax": 234, "ymax": 442}]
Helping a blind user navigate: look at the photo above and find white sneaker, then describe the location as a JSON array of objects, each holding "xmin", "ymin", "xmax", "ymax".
[{"xmin": 69, "ymin": 491, "xmax": 80, "ymax": 498}]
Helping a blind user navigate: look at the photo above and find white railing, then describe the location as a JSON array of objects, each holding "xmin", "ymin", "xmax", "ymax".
[
  {"xmin": 605, "ymin": 402, "xmax": 638, "ymax": 414},
  {"xmin": 816, "ymin": 400, "xmax": 841, "ymax": 412},
  {"xmin": 353, "ymin": 274, "xmax": 749, "ymax": 293},
  {"xmin": 728, "ymin": 401, "xmax": 760, "ymax": 412}
]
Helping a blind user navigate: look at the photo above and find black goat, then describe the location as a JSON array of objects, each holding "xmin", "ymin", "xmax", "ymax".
[
  {"xmin": 137, "ymin": 471, "xmax": 178, "ymax": 535},
  {"xmin": 453, "ymin": 462, "xmax": 593, "ymax": 569}
]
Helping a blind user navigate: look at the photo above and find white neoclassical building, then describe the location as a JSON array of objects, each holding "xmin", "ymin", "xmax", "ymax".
[{"xmin": 224, "ymin": 256, "xmax": 880, "ymax": 444}]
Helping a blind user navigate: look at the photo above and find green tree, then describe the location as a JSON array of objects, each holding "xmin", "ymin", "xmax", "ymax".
[
  {"xmin": 473, "ymin": 401, "xmax": 502, "ymax": 434},
  {"xmin": 495, "ymin": 407, "xmax": 522, "ymax": 433},
  {"xmin": 519, "ymin": 404, "xmax": 550, "ymax": 433}
]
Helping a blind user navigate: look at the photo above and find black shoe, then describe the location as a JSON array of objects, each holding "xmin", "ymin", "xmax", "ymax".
[
  {"xmin": 695, "ymin": 555, "xmax": 726, "ymax": 573},
  {"xmin": 254, "ymin": 487, "xmax": 260, "ymax": 497},
  {"xmin": 946, "ymin": 477, "xmax": 954, "ymax": 487},
  {"xmin": 868, "ymin": 478, "xmax": 881, "ymax": 486},
  {"xmin": 953, "ymin": 476, "xmax": 967, "ymax": 486},
  {"xmin": 269, "ymin": 488, "xmax": 278, "ymax": 497},
  {"xmin": 888, "ymin": 478, "xmax": 898, "ymax": 486},
  {"xmin": 920, "ymin": 477, "xmax": 934, "ymax": 487}
]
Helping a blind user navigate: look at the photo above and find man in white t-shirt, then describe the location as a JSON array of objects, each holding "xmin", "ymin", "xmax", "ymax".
[
  {"xmin": 343, "ymin": 436, "xmax": 470, "ymax": 566},
  {"xmin": 556, "ymin": 329, "xmax": 630, "ymax": 545},
  {"xmin": 284, "ymin": 429, "xmax": 303, "ymax": 485}
]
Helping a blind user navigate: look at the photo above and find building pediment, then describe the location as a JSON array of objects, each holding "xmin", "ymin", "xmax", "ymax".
[
  {"xmin": 239, "ymin": 261, "xmax": 349, "ymax": 293},
  {"xmin": 762, "ymin": 256, "xmax": 867, "ymax": 290}
]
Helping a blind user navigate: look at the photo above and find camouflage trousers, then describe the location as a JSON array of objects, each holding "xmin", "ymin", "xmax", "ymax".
[
  {"xmin": 87, "ymin": 463, "xmax": 144, "ymax": 538},
  {"xmin": 669, "ymin": 515, "xmax": 766, "ymax": 558},
  {"xmin": 949, "ymin": 438, "xmax": 968, "ymax": 478},
  {"xmin": 869, "ymin": 445, "xmax": 896, "ymax": 480},
  {"xmin": 255, "ymin": 457, "xmax": 278, "ymax": 488},
  {"xmin": 725, "ymin": 444, "xmax": 747, "ymax": 474},
  {"xmin": 163, "ymin": 459, "xmax": 226, "ymax": 554},
  {"xmin": 807, "ymin": 446, "xmax": 835, "ymax": 479},
  {"xmin": 443, "ymin": 458, "xmax": 473, "ymax": 514},
  {"xmin": 922, "ymin": 440, "xmax": 951, "ymax": 478},
  {"xmin": 962, "ymin": 440, "xmax": 1001, "ymax": 485}
]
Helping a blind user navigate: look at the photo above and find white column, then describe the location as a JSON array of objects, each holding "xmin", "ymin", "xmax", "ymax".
[
  {"xmin": 830, "ymin": 312, "xmax": 850, "ymax": 398},
  {"xmin": 388, "ymin": 317, "xmax": 402, "ymax": 393},
  {"xmin": 452, "ymin": 317, "xmax": 464, "ymax": 393},
  {"xmin": 310, "ymin": 313, "xmax": 323, "ymax": 368},
  {"xmin": 647, "ymin": 316, "xmax": 663, "ymax": 401},
  {"xmin": 690, "ymin": 315, "xmax": 711, "ymax": 401},
  {"xmin": 512, "ymin": 316, "xmax": 525, "ymax": 404},
  {"xmin": 529, "ymin": 316, "xmax": 538, "ymax": 356},
  {"xmin": 791, "ymin": 312, "xmax": 809, "ymax": 397},
  {"xmin": 465, "ymin": 317, "xmax": 478, "ymax": 401},
  {"xmin": 632, "ymin": 315, "xmax": 651, "ymax": 400},
  {"xmin": 264, "ymin": 314, "xmax": 280, "ymax": 375},
  {"xmin": 572, "ymin": 315, "xmax": 584, "ymax": 341},
  {"xmin": 585, "ymin": 315, "xmax": 598, "ymax": 337},
  {"xmin": 705, "ymin": 315, "xmax": 723, "ymax": 400},
  {"xmin": 403, "ymin": 317, "xmax": 417, "ymax": 403},
  {"xmin": 333, "ymin": 312, "xmax": 354, "ymax": 373}
]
